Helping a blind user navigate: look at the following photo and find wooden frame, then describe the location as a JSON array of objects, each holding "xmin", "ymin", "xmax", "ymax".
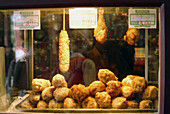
[{"xmin": 0, "ymin": 0, "xmax": 168, "ymax": 114}]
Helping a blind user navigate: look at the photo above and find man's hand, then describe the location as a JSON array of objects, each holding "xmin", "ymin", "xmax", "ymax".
[{"xmin": 124, "ymin": 28, "xmax": 140, "ymax": 45}]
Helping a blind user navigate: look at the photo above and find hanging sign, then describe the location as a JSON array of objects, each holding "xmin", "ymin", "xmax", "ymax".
[
  {"xmin": 69, "ymin": 8, "xmax": 97, "ymax": 29},
  {"xmin": 129, "ymin": 9, "xmax": 157, "ymax": 28},
  {"xmin": 13, "ymin": 10, "xmax": 40, "ymax": 30}
]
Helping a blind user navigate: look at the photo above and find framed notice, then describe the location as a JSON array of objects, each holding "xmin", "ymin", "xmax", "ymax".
[
  {"xmin": 13, "ymin": 10, "xmax": 40, "ymax": 30},
  {"xmin": 129, "ymin": 9, "xmax": 157, "ymax": 29},
  {"xmin": 69, "ymin": 8, "xmax": 97, "ymax": 29}
]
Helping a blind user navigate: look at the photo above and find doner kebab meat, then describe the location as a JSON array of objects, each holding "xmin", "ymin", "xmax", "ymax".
[{"xmin": 59, "ymin": 30, "xmax": 70, "ymax": 73}]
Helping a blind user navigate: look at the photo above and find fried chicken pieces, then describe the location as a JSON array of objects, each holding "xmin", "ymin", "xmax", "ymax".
[
  {"xmin": 95, "ymin": 92, "xmax": 111, "ymax": 108},
  {"xmin": 112, "ymin": 97, "xmax": 127, "ymax": 109},
  {"xmin": 106, "ymin": 81, "xmax": 121, "ymax": 97},
  {"xmin": 88, "ymin": 81, "xmax": 106, "ymax": 96},
  {"xmin": 53, "ymin": 87, "xmax": 70, "ymax": 101},
  {"xmin": 48, "ymin": 99, "xmax": 62, "ymax": 108},
  {"xmin": 42, "ymin": 86, "xmax": 55, "ymax": 102},
  {"xmin": 29, "ymin": 91, "xmax": 41, "ymax": 105},
  {"xmin": 52, "ymin": 74, "xmax": 67, "ymax": 88},
  {"xmin": 21, "ymin": 76, "xmax": 68, "ymax": 109},
  {"xmin": 124, "ymin": 28, "xmax": 140, "ymax": 45},
  {"xmin": 98, "ymin": 69, "xmax": 118, "ymax": 84},
  {"xmin": 21, "ymin": 69, "xmax": 158, "ymax": 110},
  {"xmin": 94, "ymin": 8, "xmax": 108, "ymax": 44},
  {"xmin": 122, "ymin": 75, "xmax": 148, "ymax": 94},
  {"xmin": 82, "ymin": 96, "xmax": 98, "ymax": 108},
  {"xmin": 32, "ymin": 79, "xmax": 51, "ymax": 92},
  {"xmin": 69, "ymin": 84, "xmax": 89, "ymax": 103},
  {"xmin": 64, "ymin": 98, "xmax": 80, "ymax": 109}
]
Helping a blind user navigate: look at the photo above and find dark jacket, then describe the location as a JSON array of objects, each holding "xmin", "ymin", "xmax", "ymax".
[
  {"xmin": 6, "ymin": 59, "xmax": 27, "ymax": 92},
  {"xmin": 85, "ymin": 40, "xmax": 135, "ymax": 81}
]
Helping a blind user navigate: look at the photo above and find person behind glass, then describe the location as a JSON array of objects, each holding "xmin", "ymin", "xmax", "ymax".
[
  {"xmin": 85, "ymin": 28, "xmax": 140, "ymax": 81},
  {"xmin": 54, "ymin": 43, "xmax": 96, "ymax": 88},
  {"xmin": 6, "ymin": 30, "xmax": 27, "ymax": 92}
]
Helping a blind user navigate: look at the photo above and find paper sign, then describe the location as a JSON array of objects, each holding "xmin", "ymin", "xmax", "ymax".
[
  {"xmin": 129, "ymin": 9, "xmax": 157, "ymax": 28},
  {"xmin": 13, "ymin": 10, "xmax": 40, "ymax": 30},
  {"xmin": 69, "ymin": 8, "xmax": 97, "ymax": 29}
]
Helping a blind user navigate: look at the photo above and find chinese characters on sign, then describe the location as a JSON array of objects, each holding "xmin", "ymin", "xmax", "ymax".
[
  {"xmin": 129, "ymin": 9, "xmax": 157, "ymax": 29},
  {"xmin": 13, "ymin": 10, "xmax": 40, "ymax": 30},
  {"xmin": 69, "ymin": 8, "xmax": 97, "ymax": 29}
]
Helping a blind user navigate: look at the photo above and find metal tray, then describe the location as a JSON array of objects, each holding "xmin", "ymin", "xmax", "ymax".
[{"xmin": 15, "ymin": 95, "xmax": 158, "ymax": 113}]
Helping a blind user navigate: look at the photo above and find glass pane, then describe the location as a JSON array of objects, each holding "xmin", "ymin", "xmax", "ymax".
[{"xmin": 1, "ymin": 7, "xmax": 160, "ymax": 113}]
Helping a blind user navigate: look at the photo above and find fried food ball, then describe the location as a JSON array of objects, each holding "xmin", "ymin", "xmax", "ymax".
[
  {"xmin": 139, "ymin": 100, "xmax": 153, "ymax": 109},
  {"xmin": 48, "ymin": 99, "xmax": 63, "ymax": 108},
  {"xmin": 52, "ymin": 74, "xmax": 67, "ymax": 88},
  {"xmin": 82, "ymin": 96, "xmax": 98, "ymax": 108},
  {"xmin": 98, "ymin": 69, "xmax": 118, "ymax": 84},
  {"xmin": 122, "ymin": 75, "xmax": 148, "ymax": 94},
  {"xmin": 142, "ymin": 86, "xmax": 158, "ymax": 100},
  {"xmin": 29, "ymin": 91, "xmax": 41, "ymax": 105},
  {"xmin": 32, "ymin": 79, "xmax": 51, "ymax": 92},
  {"xmin": 53, "ymin": 87, "xmax": 70, "ymax": 101},
  {"xmin": 69, "ymin": 84, "xmax": 89, "ymax": 103},
  {"xmin": 88, "ymin": 81, "xmax": 106, "ymax": 96},
  {"xmin": 64, "ymin": 98, "xmax": 80, "ymax": 109},
  {"xmin": 126, "ymin": 100, "xmax": 138, "ymax": 109},
  {"xmin": 124, "ymin": 28, "xmax": 140, "ymax": 45},
  {"xmin": 112, "ymin": 97, "xmax": 127, "ymax": 109},
  {"xmin": 121, "ymin": 86, "xmax": 135, "ymax": 99},
  {"xmin": 42, "ymin": 86, "xmax": 55, "ymax": 102},
  {"xmin": 106, "ymin": 81, "xmax": 121, "ymax": 97},
  {"xmin": 37, "ymin": 100, "xmax": 48, "ymax": 109},
  {"xmin": 21, "ymin": 99, "xmax": 35, "ymax": 109},
  {"xmin": 154, "ymin": 99, "xmax": 158, "ymax": 109},
  {"xmin": 95, "ymin": 92, "xmax": 111, "ymax": 108}
]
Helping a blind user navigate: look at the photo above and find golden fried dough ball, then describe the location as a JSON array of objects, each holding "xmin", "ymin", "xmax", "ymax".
[
  {"xmin": 82, "ymin": 96, "xmax": 98, "ymax": 108},
  {"xmin": 126, "ymin": 100, "xmax": 138, "ymax": 109},
  {"xmin": 142, "ymin": 86, "xmax": 158, "ymax": 100},
  {"xmin": 21, "ymin": 99, "xmax": 35, "ymax": 109},
  {"xmin": 69, "ymin": 84, "xmax": 89, "ymax": 103},
  {"xmin": 37, "ymin": 100, "xmax": 48, "ymax": 109},
  {"xmin": 53, "ymin": 87, "xmax": 70, "ymax": 101},
  {"xmin": 139, "ymin": 100, "xmax": 153, "ymax": 109},
  {"xmin": 98, "ymin": 69, "xmax": 118, "ymax": 84},
  {"xmin": 48, "ymin": 99, "xmax": 63, "ymax": 108},
  {"xmin": 52, "ymin": 74, "xmax": 67, "ymax": 88},
  {"xmin": 154, "ymin": 99, "xmax": 158, "ymax": 109},
  {"xmin": 95, "ymin": 92, "xmax": 111, "ymax": 108},
  {"xmin": 32, "ymin": 79, "xmax": 51, "ymax": 92},
  {"xmin": 122, "ymin": 75, "xmax": 148, "ymax": 94},
  {"xmin": 88, "ymin": 81, "xmax": 106, "ymax": 96},
  {"xmin": 64, "ymin": 98, "xmax": 80, "ymax": 109},
  {"xmin": 42, "ymin": 86, "xmax": 55, "ymax": 102},
  {"xmin": 106, "ymin": 81, "xmax": 121, "ymax": 97},
  {"xmin": 121, "ymin": 86, "xmax": 135, "ymax": 99},
  {"xmin": 29, "ymin": 91, "xmax": 41, "ymax": 105},
  {"xmin": 112, "ymin": 97, "xmax": 127, "ymax": 109}
]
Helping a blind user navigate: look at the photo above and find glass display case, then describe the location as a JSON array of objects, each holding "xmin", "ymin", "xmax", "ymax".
[{"xmin": 0, "ymin": 0, "xmax": 166, "ymax": 113}]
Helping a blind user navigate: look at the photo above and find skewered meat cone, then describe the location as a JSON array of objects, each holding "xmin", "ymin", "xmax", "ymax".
[
  {"xmin": 94, "ymin": 8, "xmax": 108, "ymax": 44},
  {"xmin": 59, "ymin": 30, "xmax": 70, "ymax": 73}
]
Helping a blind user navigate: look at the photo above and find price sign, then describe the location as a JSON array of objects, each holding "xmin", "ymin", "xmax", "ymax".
[
  {"xmin": 129, "ymin": 9, "xmax": 157, "ymax": 28},
  {"xmin": 69, "ymin": 8, "xmax": 97, "ymax": 29},
  {"xmin": 13, "ymin": 10, "xmax": 40, "ymax": 30}
]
